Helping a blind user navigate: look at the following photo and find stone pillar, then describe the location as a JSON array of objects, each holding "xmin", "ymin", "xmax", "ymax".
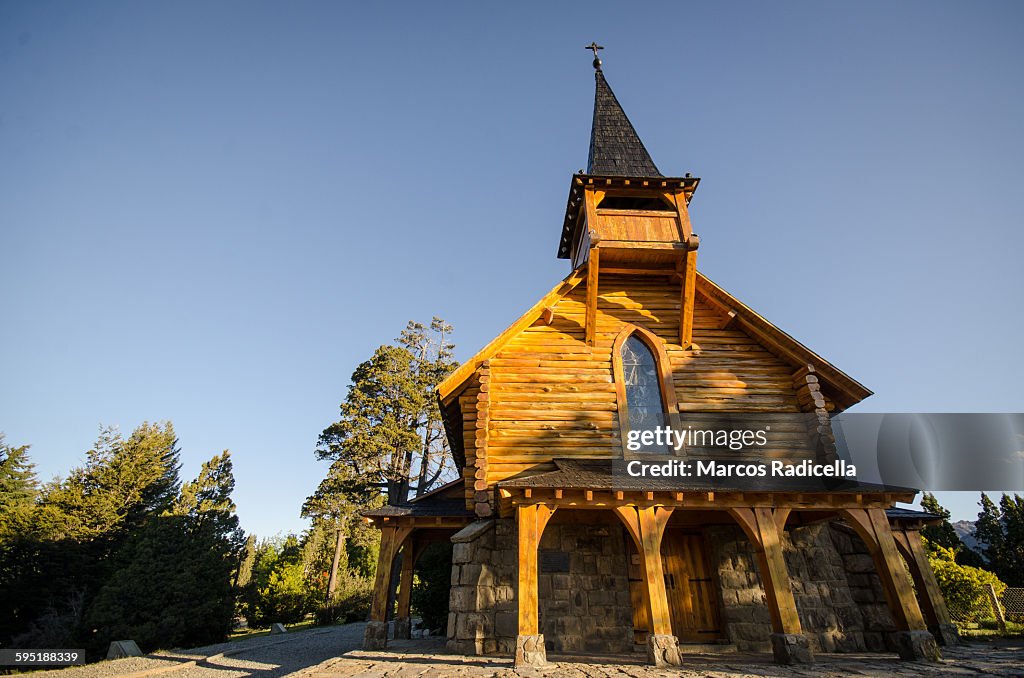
[
  {"xmin": 363, "ymin": 621, "xmax": 388, "ymax": 650},
  {"xmin": 514, "ymin": 633, "xmax": 547, "ymax": 667},
  {"xmin": 647, "ymin": 634, "xmax": 682, "ymax": 668},
  {"xmin": 770, "ymin": 633, "xmax": 813, "ymax": 665},
  {"xmin": 894, "ymin": 630, "xmax": 942, "ymax": 662}
]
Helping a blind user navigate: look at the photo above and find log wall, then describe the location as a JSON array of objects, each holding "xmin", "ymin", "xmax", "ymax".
[{"xmin": 479, "ymin": 274, "xmax": 809, "ymax": 487}]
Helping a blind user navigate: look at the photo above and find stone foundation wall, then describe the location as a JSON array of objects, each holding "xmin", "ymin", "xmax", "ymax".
[
  {"xmin": 707, "ymin": 522, "xmax": 897, "ymax": 653},
  {"xmin": 447, "ymin": 515, "xmax": 901, "ymax": 658},
  {"xmin": 829, "ymin": 524, "xmax": 898, "ymax": 652},
  {"xmin": 446, "ymin": 519, "xmax": 517, "ymax": 655},
  {"xmin": 446, "ymin": 517, "xmax": 634, "ymax": 656},
  {"xmin": 537, "ymin": 521, "xmax": 634, "ymax": 654}
]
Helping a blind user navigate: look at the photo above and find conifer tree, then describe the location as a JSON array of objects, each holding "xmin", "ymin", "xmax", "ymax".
[
  {"xmin": 86, "ymin": 450, "xmax": 242, "ymax": 652},
  {"xmin": 315, "ymin": 318, "xmax": 456, "ymax": 506},
  {"xmin": 919, "ymin": 493, "xmax": 961, "ymax": 551},
  {"xmin": 975, "ymin": 492, "xmax": 1004, "ymax": 568},
  {"xmin": 997, "ymin": 493, "xmax": 1024, "ymax": 586},
  {"xmin": 0, "ymin": 435, "xmax": 38, "ymax": 537}
]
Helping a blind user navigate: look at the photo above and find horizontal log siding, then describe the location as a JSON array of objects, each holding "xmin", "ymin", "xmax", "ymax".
[{"xmin": 483, "ymin": 275, "xmax": 806, "ymax": 486}]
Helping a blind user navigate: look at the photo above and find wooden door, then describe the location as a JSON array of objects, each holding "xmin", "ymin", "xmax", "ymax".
[
  {"xmin": 661, "ymin": 531, "xmax": 722, "ymax": 642},
  {"xmin": 626, "ymin": 530, "xmax": 722, "ymax": 644}
]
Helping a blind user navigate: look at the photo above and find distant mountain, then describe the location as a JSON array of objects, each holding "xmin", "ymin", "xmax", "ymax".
[{"xmin": 953, "ymin": 520, "xmax": 980, "ymax": 551}]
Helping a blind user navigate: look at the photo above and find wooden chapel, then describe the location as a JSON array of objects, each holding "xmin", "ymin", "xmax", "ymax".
[{"xmin": 361, "ymin": 52, "xmax": 956, "ymax": 669}]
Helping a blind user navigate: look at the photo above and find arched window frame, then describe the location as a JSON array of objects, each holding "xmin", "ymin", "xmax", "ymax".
[{"xmin": 611, "ymin": 324, "xmax": 681, "ymax": 458}]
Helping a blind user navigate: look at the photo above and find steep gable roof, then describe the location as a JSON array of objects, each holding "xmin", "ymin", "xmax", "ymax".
[
  {"xmin": 437, "ymin": 268, "xmax": 871, "ymax": 408},
  {"xmin": 587, "ymin": 71, "xmax": 662, "ymax": 177}
]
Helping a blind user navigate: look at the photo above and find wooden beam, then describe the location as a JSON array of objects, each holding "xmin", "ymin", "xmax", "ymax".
[
  {"xmin": 840, "ymin": 508, "xmax": 928, "ymax": 631},
  {"xmin": 671, "ymin": 189, "xmax": 694, "ymax": 242},
  {"xmin": 368, "ymin": 525, "xmax": 413, "ymax": 623},
  {"xmin": 679, "ymin": 249, "xmax": 697, "ymax": 347},
  {"xmin": 774, "ymin": 507, "xmax": 792, "ymax": 533},
  {"xmin": 892, "ymin": 529, "xmax": 954, "ymax": 631},
  {"xmin": 585, "ymin": 249, "xmax": 600, "ymax": 347},
  {"xmin": 599, "ymin": 267, "xmax": 678, "ymax": 276},
  {"xmin": 720, "ymin": 310, "xmax": 739, "ymax": 330},
  {"xmin": 394, "ymin": 538, "xmax": 416, "ymax": 637},
  {"xmin": 474, "ymin": 364, "xmax": 492, "ymax": 518},
  {"xmin": 614, "ymin": 506, "xmax": 675, "ymax": 637},
  {"xmin": 728, "ymin": 508, "xmax": 803, "ymax": 635},
  {"xmin": 595, "ymin": 240, "xmax": 690, "ymax": 250},
  {"xmin": 517, "ymin": 504, "xmax": 556, "ymax": 636}
]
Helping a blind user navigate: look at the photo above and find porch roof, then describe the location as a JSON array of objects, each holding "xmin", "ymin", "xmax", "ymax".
[{"xmin": 497, "ymin": 458, "xmax": 912, "ymax": 494}]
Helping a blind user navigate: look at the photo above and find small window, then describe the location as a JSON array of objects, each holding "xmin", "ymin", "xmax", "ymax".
[
  {"xmin": 597, "ymin": 195, "xmax": 674, "ymax": 212},
  {"xmin": 621, "ymin": 335, "xmax": 666, "ymax": 451}
]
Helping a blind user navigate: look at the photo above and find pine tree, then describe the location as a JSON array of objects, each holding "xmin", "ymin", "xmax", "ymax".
[
  {"xmin": 919, "ymin": 493, "xmax": 961, "ymax": 551},
  {"xmin": 315, "ymin": 319, "xmax": 456, "ymax": 506},
  {"xmin": 43, "ymin": 423, "xmax": 180, "ymax": 540},
  {"xmin": 0, "ymin": 435, "xmax": 38, "ymax": 536},
  {"xmin": 997, "ymin": 494, "xmax": 1024, "ymax": 586},
  {"xmin": 974, "ymin": 492, "xmax": 1004, "ymax": 568},
  {"xmin": 86, "ymin": 451, "xmax": 243, "ymax": 653}
]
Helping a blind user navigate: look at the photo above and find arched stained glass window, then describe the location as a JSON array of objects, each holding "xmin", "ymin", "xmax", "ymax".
[{"xmin": 621, "ymin": 334, "xmax": 666, "ymax": 450}]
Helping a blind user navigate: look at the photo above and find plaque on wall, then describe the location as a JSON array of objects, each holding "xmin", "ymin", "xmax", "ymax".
[{"xmin": 539, "ymin": 549, "xmax": 570, "ymax": 573}]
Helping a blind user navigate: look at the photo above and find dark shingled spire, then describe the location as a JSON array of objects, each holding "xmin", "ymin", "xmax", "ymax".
[{"xmin": 587, "ymin": 71, "xmax": 662, "ymax": 177}]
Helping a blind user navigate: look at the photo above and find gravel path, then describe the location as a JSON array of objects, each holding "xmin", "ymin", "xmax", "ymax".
[
  {"xmin": 35, "ymin": 623, "xmax": 367, "ymax": 678},
  {"xmin": 32, "ymin": 628, "xmax": 1024, "ymax": 678}
]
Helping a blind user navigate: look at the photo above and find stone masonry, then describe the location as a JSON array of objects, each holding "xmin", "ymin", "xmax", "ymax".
[
  {"xmin": 536, "ymin": 519, "xmax": 634, "ymax": 654},
  {"xmin": 706, "ymin": 522, "xmax": 898, "ymax": 653},
  {"xmin": 446, "ymin": 516, "xmax": 634, "ymax": 656},
  {"xmin": 448, "ymin": 515, "xmax": 915, "ymax": 659}
]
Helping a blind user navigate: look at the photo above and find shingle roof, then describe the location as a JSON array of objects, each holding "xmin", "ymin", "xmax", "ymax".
[
  {"xmin": 587, "ymin": 71, "xmax": 662, "ymax": 177},
  {"xmin": 361, "ymin": 499, "xmax": 473, "ymax": 519},
  {"xmin": 497, "ymin": 458, "xmax": 913, "ymax": 494},
  {"xmin": 885, "ymin": 507, "xmax": 942, "ymax": 523}
]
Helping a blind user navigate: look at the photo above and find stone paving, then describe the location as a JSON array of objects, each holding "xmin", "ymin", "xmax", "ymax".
[{"xmin": 303, "ymin": 637, "xmax": 1024, "ymax": 678}]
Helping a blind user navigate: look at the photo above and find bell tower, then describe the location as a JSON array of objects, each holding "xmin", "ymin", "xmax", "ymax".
[{"xmin": 559, "ymin": 46, "xmax": 701, "ymax": 348}]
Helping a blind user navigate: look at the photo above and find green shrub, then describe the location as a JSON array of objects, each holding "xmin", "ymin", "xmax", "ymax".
[
  {"xmin": 927, "ymin": 542, "xmax": 1006, "ymax": 623},
  {"xmin": 314, "ymin": 573, "xmax": 373, "ymax": 626}
]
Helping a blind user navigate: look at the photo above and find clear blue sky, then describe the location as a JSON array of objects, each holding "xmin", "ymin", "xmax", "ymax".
[{"xmin": 2, "ymin": 1, "xmax": 1022, "ymax": 537}]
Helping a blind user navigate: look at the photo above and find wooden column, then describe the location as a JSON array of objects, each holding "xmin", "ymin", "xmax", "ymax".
[
  {"xmin": 614, "ymin": 506, "xmax": 674, "ymax": 636},
  {"xmin": 364, "ymin": 524, "xmax": 412, "ymax": 649},
  {"xmin": 840, "ymin": 510, "xmax": 940, "ymax": 662},
  {"xmin": 517, "ymin": 503, "xmax": 556, "ymax": 635},
  {"xmin": 515, "ymin": 503, "xmax": 555, "ymax": 667},
  {"xmin": 728, "ymin": 508, "xmax": 802, "ymax": 635},
  {"xmin": 841, "ymin": 509, "xmax": 927, "ymax": 631},
  {"xmin": 892, "ymin": 529, "xmax": 952, "ymax": 626},
  {"xmin": 369, "ymin": 526, "xmax": 413, "ymax": 622},
  {"xmin": 394, "ymin": 537, "xmax": 417, "ymax": 639}
]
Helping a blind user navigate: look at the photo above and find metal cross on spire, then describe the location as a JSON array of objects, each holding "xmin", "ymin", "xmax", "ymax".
[{"xmin": 585, "ymin": 42, "xmax": 604, "ymax": 71}]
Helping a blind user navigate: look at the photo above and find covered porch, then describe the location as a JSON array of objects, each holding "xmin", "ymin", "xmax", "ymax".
[{"xmin": 498, "ymin": 463, "xmax": 951, "ymax": 668}]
